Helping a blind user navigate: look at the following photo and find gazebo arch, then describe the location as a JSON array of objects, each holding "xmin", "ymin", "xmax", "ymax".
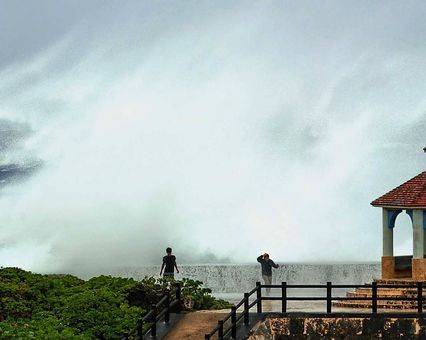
[
  {"xmin": 393, "ymin": 210, "xmax": 413, "ymax": 256},
  {"xmin": 371, "ymin": 171, "xmax": 426, "ymax": 280}
]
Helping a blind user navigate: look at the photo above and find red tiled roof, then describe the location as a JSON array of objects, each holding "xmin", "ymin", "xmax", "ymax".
[{"xmin": 371, "ymin": 171, "xmax": 426, "ymax": 208}]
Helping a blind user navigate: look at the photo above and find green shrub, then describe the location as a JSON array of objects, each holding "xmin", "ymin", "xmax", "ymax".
[
  {"xmin": 0, "ymin": 316, "xmax": 84, "ymax": 339},
  {"xmin": 0, "ymin": 267, "xmax": 231, "ymax": 338},
  {"xmin": 180, "ymin": 278, "xmax": 232, "ymax": 310}
]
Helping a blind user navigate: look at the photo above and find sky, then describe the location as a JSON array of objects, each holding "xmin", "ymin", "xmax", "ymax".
[{"xmin": 0, "ymin": 1, "xmax": 425, "ymax": 274}]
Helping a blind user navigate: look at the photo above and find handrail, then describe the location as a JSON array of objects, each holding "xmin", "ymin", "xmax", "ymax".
[
  {"xmin": 236, "ymin": 313, "xmax": 245, "ymax": 323},
  {"xmin": 141, "ymin": 309, "xmax": 154, "ymax": 323},
  {"xmin": 205, "ymin": 281, "xmax": 426, "ymax": 340},
  {"xmin": 126, "ymin": 283, "xmax": 182, "ymax": 339},
  {"xmin": 234, "ymin": 298, "xmax": 245, "ymax": 309},
  {"xmin": 248, "ymin": 286, "xmax": 258, "ymax": 295},
  {"xmin": 155, "ymin": 294, "xmax": 169, "ymax": 308},
  {"xmin": 247, "ymin": 299, "xmax": 258, "ymax": 309}
]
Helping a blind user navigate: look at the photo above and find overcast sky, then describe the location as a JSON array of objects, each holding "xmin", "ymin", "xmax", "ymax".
[{"xmin": 0, "ymin": 1, "xmax": 425, "ymax": 274}]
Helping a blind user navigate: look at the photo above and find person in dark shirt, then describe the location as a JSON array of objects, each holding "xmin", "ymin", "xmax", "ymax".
[
  {"xmin": 160, "ymin": 247, "xmax": 179, "ymax": 278},
  {"xmin": 257, "ymin": 253, "xmax": 279, "ymax": 293}
]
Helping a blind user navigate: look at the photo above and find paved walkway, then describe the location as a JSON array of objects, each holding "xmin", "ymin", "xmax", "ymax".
[{"xmin": 164, "ymin": 310, "xmax": 227, "ymax": 340}]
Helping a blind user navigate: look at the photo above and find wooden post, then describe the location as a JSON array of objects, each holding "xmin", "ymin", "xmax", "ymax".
[
  {"xmin": 256, "ymin": 281, "xmax": 262, "ymax": 313},
  {"xmin": 165, "ymin": 292, "xmax": 170, "ymax": 323},
  {"xmin": 136, "ymin": 320, "xmax": 143, "ymax": 340},
  {"xmin": 231, "ymin": 306, "xmax": 237, "ymax": 338},
  {"xmin": 150, "ymin": 304, "xmax": 157, "ymax": 337},
  {"xmin": 281, "ymin": 282, "xmax": 287, "ymax": 313},
  {"xmin": 244, "ymin": 293, "xmax": 250, "ymax": 325},
  {"xmin": 372, "ymin": 281, "xmax": 378, "ymax": 315},
  {"xmin": 326, "ymin": 282, "xmax": 332, "ymax": 314},
  {"xmin": 218, "ymin": 320, "xmax": 224, "ymax": 339},
  {"xmin": 176, "ymin": 283, "xmax": 182, "ymax": 313},
  {"xmin": 418, "ymin": 281, "xmax": 423, "ymax": 314},
  {"xmin": 176, "ymin": 283, "xmax": 182, "ymax": 300}
]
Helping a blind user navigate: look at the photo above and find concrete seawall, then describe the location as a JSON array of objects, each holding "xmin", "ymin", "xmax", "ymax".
[{"xmin": 97, "ymin": 263, "xmax": 380, "ymax": 293}]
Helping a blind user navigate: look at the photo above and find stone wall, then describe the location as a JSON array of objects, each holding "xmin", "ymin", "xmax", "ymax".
[
  {"xmin": 99, "ymin": 263, "xmax": 380, "ymax": 293},
  {"xmin": 249, "ymin": 315, "xmax": 426, "ymax": 339}
]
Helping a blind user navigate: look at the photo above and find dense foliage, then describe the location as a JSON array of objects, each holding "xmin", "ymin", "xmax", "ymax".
[{"xmin": 0, "ymin": 268, "xmax": 231, "ymax": 339}]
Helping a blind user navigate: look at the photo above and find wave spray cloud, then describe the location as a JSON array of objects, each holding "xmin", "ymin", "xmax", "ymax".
[{"xmin": 0, "ymin": 1, "xmax": 425, "ymax": 275}]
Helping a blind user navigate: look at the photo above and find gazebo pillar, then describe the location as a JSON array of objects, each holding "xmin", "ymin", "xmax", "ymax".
[
  {"xmin": 412, "ymin": 210, "xmax": 426, "ymax": 280},
  {"xmin": 382, "ymin": 208, "xmax": 395, "ymax": 279},
  {"xmin": 413, "ymin": 210, "xmax": 424, "ymax": 258},
  {"xmin": 382, "ymin": 208, "xmax": 393, "ymax": 256}
]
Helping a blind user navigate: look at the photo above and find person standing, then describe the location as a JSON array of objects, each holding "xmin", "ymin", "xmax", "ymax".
[
  {"xmin": 257, "ymin": 253, "xmax": 279, "ymax": 293},
  {"xmin": 160, "ymin": 247, "xmax": 179, "ymax": 278}
]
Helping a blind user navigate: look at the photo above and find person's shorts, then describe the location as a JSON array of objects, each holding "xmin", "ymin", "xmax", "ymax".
[{"xmin": 163, "ymin": 272, "xmax": 175, "ymax": 278}]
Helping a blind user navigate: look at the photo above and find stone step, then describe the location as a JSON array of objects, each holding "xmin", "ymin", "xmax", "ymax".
[
  {"xmin": 342, "ymin": 296, "xmax": 417, "ymax": 303},
  {"xmin": 333, "ymin": 282, "xmax": 426, "ymax": 310},
  {"xmin": 333, "ymin": 301, "xmax": 419, "ymax": 310},
  {"xmin": 341, "ymin": 299, "xmax": 417, "ymax": 305},
  {"xmin": 333, "ymin": 300, "xmax": 423, "ymax": 308},
  {"xmin": 374, "ymin": 279, "xmax": 426, "ymax": 285},
  {"xmin": 348, "ymin": 292, "xmax": 416, "ymax": 298},
  {"xmin": 346, "ymin": 290, "xmax": 420, "ymax": 298}
]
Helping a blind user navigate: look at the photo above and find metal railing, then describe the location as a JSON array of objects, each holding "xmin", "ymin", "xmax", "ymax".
[
  {"xmin": 127, "ymin": 283, "xmax": 181, "ymax": 339},
  {"xmin": 205, "ymin": 281, "xmax": 425, "ymax": 340}
]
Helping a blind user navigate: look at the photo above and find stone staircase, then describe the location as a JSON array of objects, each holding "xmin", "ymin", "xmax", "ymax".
[{"xmin": 333, "ymin": 279, "xmax": 426, "ymax": 310}]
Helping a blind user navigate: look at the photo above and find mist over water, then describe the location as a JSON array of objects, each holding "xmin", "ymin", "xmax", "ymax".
[{"xmin": 0, "ymin": 1, "xmax": 425, "ymax": 275}]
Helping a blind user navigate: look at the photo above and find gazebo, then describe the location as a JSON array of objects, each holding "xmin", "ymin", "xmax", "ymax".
[{"xmin": 371, "ymin": 171, "xmax": 426, "ymax": 280}]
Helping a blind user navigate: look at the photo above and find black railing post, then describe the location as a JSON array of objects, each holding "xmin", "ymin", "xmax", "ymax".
[
  {"xmin": 244, "ymin": 293, "xmax": 250, "ymax": 325},
  {"xmin": 176, "ymin": 283, "xmax": 182, "ymax": 300},
  {"xmin": 175, "ymin": 283, "xmax": 182, "ymax": 313},
  {"xmin": 176, "ymin": 283, "xmax": 182, "ymax": 302},
  {"xmin": 136, "ymin": 319, "xmax": 143, "ymax": 340},
  {"xmin": 218, "ymin": 320, "xmax": 224, "ymax": 339},
  {"xmin": 150, "ymin": 304, "xmax": 157, "ymax": 337},
  {"xmin": 165, "ymin": 292, "xmax": 170, "ymax": 323},
  {"xmin": 326, "ymin": 282, "xmax": 332, "ymax": 314},
  {"xmin": 256, "ymin": 281, "xmax": 262, "ymax": 313},
  {"xmin": 231, "ymin": 306, "xmax": 237, "ymax": 338},
  {"xmin": 418, "ymin": 282, "xmax": 423, "ymax": 314},
  {"xmin": 372, "ymin": 281, "xmax": 378, "ymax": 315},
  {"xmin": 281, "ymin": 282, "xmax": 287, "ymax": 313}
]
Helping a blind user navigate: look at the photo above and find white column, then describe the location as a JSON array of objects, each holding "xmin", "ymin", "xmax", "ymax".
[
  {"xmin": 412, "ymin": 210, "xmax": 424, "ymax": 259},
  {"xmin": 382, "ymin": 208, "xmax": 393, "ymax": 256}
]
